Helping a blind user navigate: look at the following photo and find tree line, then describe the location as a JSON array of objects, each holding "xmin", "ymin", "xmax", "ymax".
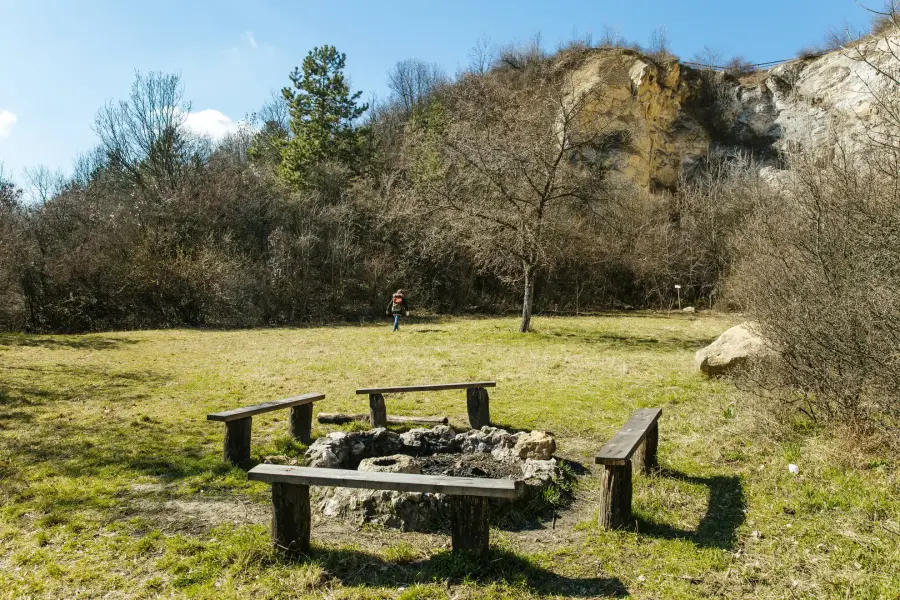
[{"xmin": 0, "ymin": 42, "xmax": 746, "ymax": 333}]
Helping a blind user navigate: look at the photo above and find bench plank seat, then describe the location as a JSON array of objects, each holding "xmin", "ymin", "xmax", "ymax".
[
  {"xmin": 208, "ymin": 393, "xmax": 325, "ymax": 422},
  {"xmin": 356, "ymin": 381, "xmax": 496, "ymax": 395},
  {"xmin": 595, "ymin": 408, "xmax": 662, "ymax": 466},
  {"xmin": 248, "ymin": 464, "xmax": 519, "ymax": 499}
]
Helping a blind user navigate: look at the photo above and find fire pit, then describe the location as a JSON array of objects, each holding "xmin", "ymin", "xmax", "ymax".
[{"xmin": 298, "ymin": 425, "xmax": 574, "ymax": 531}]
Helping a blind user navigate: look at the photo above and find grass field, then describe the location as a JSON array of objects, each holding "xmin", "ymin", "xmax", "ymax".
[{"xmin": 1, "ymin": 314, "xmax": 898, "ymax": 599}]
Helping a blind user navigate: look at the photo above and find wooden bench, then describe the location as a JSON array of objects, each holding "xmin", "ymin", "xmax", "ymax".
[
  {"xmin": 248, "ymin": 464, "xmax": 519, "ymax": 558},
  {"xmin": 355, "ymin": 381, "xmax": 496, "ymax": 429},
  {"xmin": 594, "ymin": 408, "xmax": 662, "ymax": 529},
  {"xmin": 207, "ymin": 393, "xmax": 325, "ymax": 465}
]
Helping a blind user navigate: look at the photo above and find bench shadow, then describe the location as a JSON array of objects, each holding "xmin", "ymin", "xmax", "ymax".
[
  {"xmin": 301, "ymin": 545, "xmax": 629, "ymax": 598},
  {"xmin": 635, "ymin": 467, "xmax": 746, "ymax": 549}
]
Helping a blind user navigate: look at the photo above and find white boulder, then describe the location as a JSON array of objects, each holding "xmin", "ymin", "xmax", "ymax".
[{"xmin": 695, "ymin": 322, "xmax": 769, "ymax": 376}]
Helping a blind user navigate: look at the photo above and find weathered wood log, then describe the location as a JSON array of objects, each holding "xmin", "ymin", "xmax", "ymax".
[
  {"xmin": 317, "ymin": 412, "xmax": 449, "ymax": 425},
  {"xmin": 356, "ymin": 381, "xmax": 496, "ymax": 394},
  {"xmin": 250, "ymin": 464, "xmax": 519, "ymax": 498},
  {"xmin": 466, "ymin": 387, "xmax": 491, "ymax": 429},
  {"xmin": 271, "ymin": 482, "xmax": 310, "ymax": 556},
  {"xmin": 631, "ymin": 421, "xmax": 659, "ymax": 475},
  {"xmin": 450, "ymin": 495, "xmax": 490, "ymax": 557},
  {"xmin": 289, "ymin": 403, "xmax": 314, "ymax": 444},
  {"xmin": 368, "ymin": 393, "xmax": 387, "ymax": 428},
  {"xmin": 597, "ymin": 462, "xmax": 632, "ymax": 530},
  {"xmin": 223, "ymin": 417, "xmax": 252, "ymax": 465}
]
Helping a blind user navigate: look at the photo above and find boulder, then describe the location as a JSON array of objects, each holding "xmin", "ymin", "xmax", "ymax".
[
  {"xmin": 695, "ymin": 322, "xmax": 768, "ymax": 376},
  {"xmin": 400, "ymin": 425, "xmax": 459, "ymax": 454},
  {"xmin": 358, "ymin": 454, "xmax": 421, "ymax": 474},
  {"xmin": 511, "ymin": 431, "xmax": 557, "ymax": 461}
]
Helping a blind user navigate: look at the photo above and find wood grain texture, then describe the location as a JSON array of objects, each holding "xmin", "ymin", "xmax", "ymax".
[
  {"xmin": 595, "ymin": 408, "xmax": 662, "ymax": 465},
  {"xmin": 208, "ymin": 393, "xmax": 325, "ymax": 422},
  {"xmin": 597, "ymin": 462, "xmax": 633, "ymax": 530},
  {"xmin": 248, "ymin": 464, "xmax": 520, "ymax": 499},
  {"xmin": 355, "ymin": 381, "xmax": 496, "ymax": 394},
  {"xmin": 466, "ymin": 387, "xmax": 491, "ymax": 429},
  {"xmin": 289, "ymin": 403, "xmax": 313, "ymax": 444},
  {"xmin": 631, "ymin": 421, "xmax": 659, "ymax": 475},
  {"xmin": 368, "ymin": 393, "xmax": 387, "ymax": 428},
  {"xmin": 450, "ymin": 495, "xmax": 490, "ymax": 557},
  {"xmin": 223, "ymin": 417, "xmax": 252, "ymax": 465},
  {"xmin": 271, "ymin": 482, "xmax": 310, "ymax": 555}
]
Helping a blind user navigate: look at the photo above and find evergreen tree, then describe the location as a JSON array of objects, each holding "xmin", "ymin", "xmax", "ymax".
[{"xmin": 279, "ymin": 45, "xmax": 369, "ymax": 187}]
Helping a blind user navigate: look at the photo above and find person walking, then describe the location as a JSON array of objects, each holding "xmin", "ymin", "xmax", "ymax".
[{"xmin": 387, "ymin": 289, "xmax": 408, "ymax": 331}]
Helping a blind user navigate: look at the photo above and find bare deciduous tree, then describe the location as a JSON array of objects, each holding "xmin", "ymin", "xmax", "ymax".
[
  {"xmin": 413, "ymin": 68, "xmax": 618, "ymax": 332},
  {"xmin": 387, "ymin": 59, "xmax": 448, "ymax": 113},
  {"xmin": 93, "ymin": 71, "xmax": 205, "ymax": 192},
  {"xmin": 467, "ymin": 35, "xmax": 494, "ymax": 75}
]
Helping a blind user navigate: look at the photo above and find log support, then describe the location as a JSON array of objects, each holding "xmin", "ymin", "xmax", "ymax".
[
  {"xmin": 631, "ymin": 422, "xmax": 659, "ymax": 475},
  {"xmin": 597, "ymin": 462, "xmax": 632, "ymax": 530},
  {"xmin": 450, "ymin": 495, "xmax": 490, "ymax": 558},
  {"xmin": 271, "ymin": 482, "xmax": 311, "ymax": 556},
  {"xmin": 223, "ymin": 417, "xmax": 252, "ymax": 465},
  {"xmin": 466, "ymin": 387, "xmax": 491, "ymax": 429},
  {"xmin": 369, "ymin": 393, "xmax": 387, "ymax": 428},
  {"xmin": 289, "ymin": 403, "xmax": 314, "ymax": 444}
]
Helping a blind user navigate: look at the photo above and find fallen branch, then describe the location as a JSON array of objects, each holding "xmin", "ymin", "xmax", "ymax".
[{"xmin": 317, "ymin": 412, "xmax": 449, "ymax": 425}]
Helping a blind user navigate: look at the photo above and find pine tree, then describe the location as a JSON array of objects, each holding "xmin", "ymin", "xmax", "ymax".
[{"xmin": 279, "ymin": 45, "xmax": 369, "ymax": 187}]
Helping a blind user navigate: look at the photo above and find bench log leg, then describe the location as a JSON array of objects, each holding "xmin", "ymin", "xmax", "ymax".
[
  {"xmin": 466, "ymin": 387, "xmax": 491, "ymax": 430},
  {"xmin": 450, "ymin": 495, "xmax": 489, "ymax": 558},
  {"xmin": 597, "ymin": 462, "xmax": 632, "ymax": 530},
  {"xmin": 271, "ymin": 482, "xmax": 310, "ymax": 556},
  {"xmin": 289, "ymin": 404, "xmax": 314, "ymax": 445},
  {"xmin": 369, "ymin": 393, "xmax": 387, "ymax": 428},
  {"xmin": 631, "ymin": 422, "xmax": 659, "ymax": 475},
  {"xmin": 223, "ymin": 418, "xmax": 252, "ymax": 465}
]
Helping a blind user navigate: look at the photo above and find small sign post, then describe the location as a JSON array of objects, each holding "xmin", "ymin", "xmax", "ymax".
[{"xmin": 674, "ymin": 285, "xmax": 682, "ymax": 311}]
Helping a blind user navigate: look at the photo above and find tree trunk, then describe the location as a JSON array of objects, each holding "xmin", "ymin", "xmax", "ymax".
[{"xmin": 519, "ymin": 264, "xmax": 536, "ymax": 333}]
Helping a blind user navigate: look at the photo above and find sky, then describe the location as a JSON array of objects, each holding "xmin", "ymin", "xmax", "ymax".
[{"xmin": 0, "ymin": 0, "xmax": 876, "ymax": 186}]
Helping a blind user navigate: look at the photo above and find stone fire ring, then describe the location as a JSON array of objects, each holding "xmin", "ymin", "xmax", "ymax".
[{"xmin": 285, "ymin": 425, "xmax": 572, "ymax": 531}]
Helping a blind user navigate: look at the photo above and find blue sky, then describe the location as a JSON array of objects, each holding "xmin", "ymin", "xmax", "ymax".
[{"xmin": 0, "ymin": 0, "xmax": 874, "ymax": 185}]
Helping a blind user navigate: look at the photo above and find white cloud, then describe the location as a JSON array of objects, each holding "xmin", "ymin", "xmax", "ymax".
[
  {"xmin": 0, "ymin": 110, "xmax": 17, "ymax": 138},
  {"xmin": 245, "ymin": 31, "xmax": 258, "ymax": 50},
  {"xmin": 183, "ymin": 109, "xmax": 240, "ymax": 140}
]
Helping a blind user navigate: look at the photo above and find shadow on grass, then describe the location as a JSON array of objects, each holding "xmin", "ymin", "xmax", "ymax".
[
  {"xmin": 0, "ymin": 334, "xmax": 142, "ymax": 350},
  {"xmin": 530, "ymin": 329, "xmax": 717, "ymax": 352},
  {"xmin": 635, "ymin": 467, "xmax": 746, "ymax": 549},
  {"xmin": 300, "ymin": 545, "xmax": 628, "ymax": 598}
]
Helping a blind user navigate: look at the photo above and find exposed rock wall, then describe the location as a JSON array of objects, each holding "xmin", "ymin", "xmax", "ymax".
[{"xmin": 557, "ymin": 32, "xmax": 899, "ymax": 190}]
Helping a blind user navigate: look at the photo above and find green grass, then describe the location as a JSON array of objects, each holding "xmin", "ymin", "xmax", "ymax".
[{"xmin": 0, "ymin": 314, "xmax": 898, "ymax": 598}]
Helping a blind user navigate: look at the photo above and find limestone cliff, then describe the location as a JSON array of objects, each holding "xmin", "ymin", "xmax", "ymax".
[{"xmin": 555, "ymin": 32, "xmax": 899, "ymax": 190}]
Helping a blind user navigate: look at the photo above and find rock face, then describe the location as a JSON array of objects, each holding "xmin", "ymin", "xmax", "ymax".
[
  {"xmin": 556, "ymin": 32, "xmax": 899, "ymax": 191},
  {"xmin": 695, "ymin": 322, "xmax": 768, "ymax": 376}
]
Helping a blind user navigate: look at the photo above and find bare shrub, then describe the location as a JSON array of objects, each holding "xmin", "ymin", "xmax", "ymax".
[
  {"xmin": 724, "ymin": 56, "xmax": 756, "ymax": 77},
  {"xmin": 728, "ymin": 150, "xmax": 900, "ymax": 438}
]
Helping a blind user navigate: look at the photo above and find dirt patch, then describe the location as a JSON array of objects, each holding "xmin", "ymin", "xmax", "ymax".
[{"xmin": 132, "ymin": 495, "xmax": 269, "ymax": 533}]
